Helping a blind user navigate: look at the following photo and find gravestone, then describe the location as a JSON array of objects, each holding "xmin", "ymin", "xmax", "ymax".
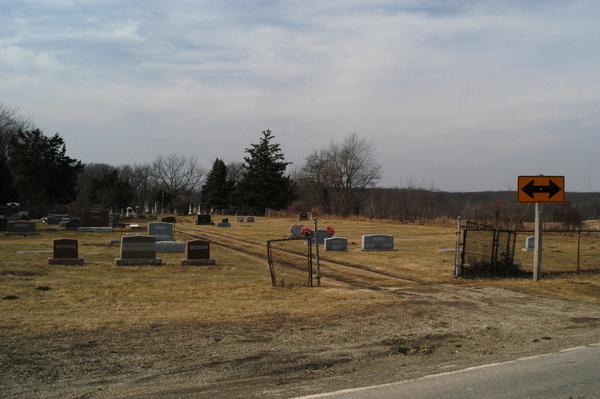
[
  {"xmin": 236, "ymin": 216, "xmax": 244, "ymax": 223},
  {"xmin": 246, "ymin": 216, "xmax": 255, "ymax": 223},
  {"xmin": 196, "ymin": 214, "xmax": 212, "ymax": 225},
  {"xmin": 62, "ymin": 219, "xmax": 82, "ymax": 229},
  {"xmin": 359, "ymin": 234, "xmax": 397, "ymax": 251},
  {"xmin": 5, "ymin": 221, "xmax": 38, "ymax": 236},
  {"xmin": 218, "ymin": 218, "xmax": 231, "ymax": 228},
  {"xmin": 180, "ymin": 239, "xmax": 216, "ymax": 266},
  {"xmin": 46, "ymin": 215, "xmax": 68, "ymax": 225},
  {"xmin": 325, "ymin": 237, "xmax": 348, "ymax": 251},
  {"xmin": 115, "ymin": 235, "xmax": 162, "ymax": 266},
  {"xmin": 298, "ymin": 212, "xmax": 309, "ymax": 221},
  {"xmin": 313, "ymin": 229, "xmax": 330, "ymax": 245},
  {"xmin": 0, "ymin": 218, "xmax": 7, "ymax": 231},
  {"xmin": 522, "ymin": 236, "xmax": 543, "ymax": 251},
  {"xmin": 156, "ymin": 241, "xmax": 186, "ymax": 253},
  {"xmin": 148, "ymin": 222, "xmax": 174, "ymax": 241},
  {"xmin": 162, "ymin": 216, "xmax": 176, "ymax": 223},
  {"xmin": 48, "ymin": 238, "xmax": 84, "ymax": 265},
  {"xmin": 290, "ymin": 224, "xmax": 304, "ymax": 238},
  {"xmin": 82, "ymin": 209, "xmax": 110, "ymax": 227},
  {"xmin": 523, "ymin": 236, "xmax": 535, "ymax": 251}
]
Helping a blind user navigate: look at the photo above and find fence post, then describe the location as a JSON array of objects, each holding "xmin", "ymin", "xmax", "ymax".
[
  {"xmin": 313, "ymin": 217, "xmax": 321, "ymax": 287},
  {"xmin": 454, "ymin": 216, "xmax": 461, "ymax": 277},
  {"xmin": 576, "ymin": 229, "xmax": 581, "ymax": 272}
]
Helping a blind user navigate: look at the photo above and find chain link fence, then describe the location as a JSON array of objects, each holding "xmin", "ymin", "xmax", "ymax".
[
  {"xmin": 457, "ymin": 222, "xmax": 600, "ymax": 277},
  {"xmin": 267, "ymin": 238, "xmax": 313, "ymax": 287},
  {"xmin": 514, "ymin": 230, "xmax": 600, "ymax": 273}
]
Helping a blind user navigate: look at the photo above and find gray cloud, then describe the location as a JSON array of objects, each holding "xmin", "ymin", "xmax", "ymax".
[{"xmin": 1, "ymin": 0, "xmax": 599, "ymax": 191}]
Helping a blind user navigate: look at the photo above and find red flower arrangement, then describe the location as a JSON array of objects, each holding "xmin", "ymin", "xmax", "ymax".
[
  {"xmin": 326, "ymin": 226, "xmax": 335, "ymax": 236},
  {"xmin": 300, "ymin": 227, "xmax": 313, "ymax": 237}
]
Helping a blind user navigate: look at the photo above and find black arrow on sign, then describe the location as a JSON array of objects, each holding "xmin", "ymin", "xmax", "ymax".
[{"xmin": 521, "ymin": 179, "xmax": 562, "ymax": 199}]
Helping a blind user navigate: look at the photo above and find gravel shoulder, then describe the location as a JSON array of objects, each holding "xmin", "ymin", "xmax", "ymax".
[{"xmin": 2, "ymin": 285, "xmax": 599, "ymax": 399}]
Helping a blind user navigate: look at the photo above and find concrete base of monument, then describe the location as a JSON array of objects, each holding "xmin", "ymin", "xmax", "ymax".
[
  {"xmin": 77, "ymin": 227, "xmax": 114, "ymax": 233},
  {"xmin": 5, "ymin": 232, "xmax": 40, "ymax": 236},
  {"xmin": 48, "ymin": 258, "xmax": 84, "ymax": 266},
  {"xmin": 180, "ymin": 259, "xmax": 216, "ymax": 266},
  {"xmin": 114, "ymin": 258, "xmax": 163, "ymax": 266}
]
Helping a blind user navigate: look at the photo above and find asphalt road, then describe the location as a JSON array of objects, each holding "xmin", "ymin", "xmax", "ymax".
[{"xmin": 295, "ymin": 344, "xmax": 600, "ymax": 399}]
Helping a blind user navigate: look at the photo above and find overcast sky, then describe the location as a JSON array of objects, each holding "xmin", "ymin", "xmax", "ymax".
[{"xmin": 1, "ymin": 0, "xmax": 599, "ymax": 192}]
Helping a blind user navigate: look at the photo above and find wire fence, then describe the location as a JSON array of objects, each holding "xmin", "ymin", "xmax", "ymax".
[
  {"xmin": 267, "ymin": 238, "xmax": 313, "ymax": 287},
  {"xmin": 458, "ymin": 222, "xmax": 600, "ymax": 277},
  {"xmin": 514, "ymin": 230, "xmax": 600, "ymax": 274}
]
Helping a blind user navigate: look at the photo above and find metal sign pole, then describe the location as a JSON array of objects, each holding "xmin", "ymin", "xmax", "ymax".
[{"xmin": 533, "ymin": 202, "xmax": 543, "ymax": 281}]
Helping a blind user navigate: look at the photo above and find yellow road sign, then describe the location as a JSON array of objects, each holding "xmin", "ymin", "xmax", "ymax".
[{"xmin": 518, "ymin": 176, "xmax": 564, "ymax": 203}]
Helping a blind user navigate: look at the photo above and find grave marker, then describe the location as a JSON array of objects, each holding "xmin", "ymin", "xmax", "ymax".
[
  {"xmin": 148, "ymin": 222, "xmax": 174, "ymax": 241},
  {"xmin": 115, "ymin": 235, "xmax": 162, "ymax": 266},
  {"xmin": 48, "ymin": 238, "xmax": 84, "ymax": 265},
  {"xmin": 218, "ymin": 218, "xmax": 231, "ymax": 228},
  {"xmin": 5, "ymin": 221, "xmax": 38, "ymax": 236},
  {"xmin": 196, "ymin": 214, "xmax": 212, "ymax": 225},
  {"xmin": 298, "ymin": 212, "xmax": 309, "ymax": 221},
  {"xmin": 324, "ymin": 237, "xmax": 348, "ymax": 251},
  {"xmin": 180, "ymin": 239, "xmax": 216, "ymax": 265},
  {"xmin": 359, "ymin": 234, "xmax": 397, "ymax": 251},
  {"xmin": 290, "ymin": 224, "xmax": 304, "ymax": 238},
  {"xmin": 82, "ymin": 209, "xmax": 110, "ymax": 227}
]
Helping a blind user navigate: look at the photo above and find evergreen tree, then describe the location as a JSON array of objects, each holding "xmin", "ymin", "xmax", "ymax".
[
  {"xmin": 7, "ymin": 129, "xmax": 84, "ymax": 215},
  {"xmin": 234, "ymin": 130, "xmax": 295, "ymax": 214},
  {"xmin": 200, "ymin": 158, "xmax": 234, "ymax": 212}
]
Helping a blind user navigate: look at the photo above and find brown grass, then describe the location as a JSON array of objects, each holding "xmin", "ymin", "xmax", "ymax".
[{"xmin": 1, "ymin": 217, "xmax": 598, "ymax": 338}]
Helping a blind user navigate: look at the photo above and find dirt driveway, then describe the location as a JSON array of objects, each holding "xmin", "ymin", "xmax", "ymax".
[{"xmin": 2, "ymin": 284, "xmax": 599, "ymax": 399}]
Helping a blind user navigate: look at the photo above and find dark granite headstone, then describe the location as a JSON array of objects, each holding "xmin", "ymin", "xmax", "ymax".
[
  {"xmin": 82, "ymin": 209, "xmax": 110, "ymax": 227},
  {"xmin": 196, "ymin": 214, "xmax": 212, "ymax": 225},
  {"xmin": 298, "ymin": 212, "xmax": 309, "ymax": 220},
  {"xmin": 48, "ymin": 238, "xmax": 83, "ymax": 265},
  {"xmin": 6, "ymin": 221, "xmax": 38, "ymax": 236},
  {"xmin": 180, "ymin": 239, "xmax": 215, "ymax": 266}
]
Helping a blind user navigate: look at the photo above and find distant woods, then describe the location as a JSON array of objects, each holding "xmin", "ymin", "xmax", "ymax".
[{"xmin": 1, "ymin": 102, "xmax": 596, "ymax": 227}]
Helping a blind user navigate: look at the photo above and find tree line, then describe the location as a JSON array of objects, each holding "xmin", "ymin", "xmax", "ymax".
[{"xmin": 1, "ymin": 102, "xmax": 596, "ymax": 228}]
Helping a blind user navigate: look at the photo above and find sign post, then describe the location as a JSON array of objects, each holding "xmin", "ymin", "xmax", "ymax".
[{"xmin": 518, "ymin": 175, "xmax": 565, "ymax": 281}]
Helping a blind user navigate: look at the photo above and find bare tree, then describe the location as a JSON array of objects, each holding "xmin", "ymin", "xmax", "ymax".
[
  {"xmin": 301, "ymin": 133, "xmax": 383, "ymax": 216},
  {"xmin": 151, "ymin": 153, "xmax": 205, "ymax": 212}
]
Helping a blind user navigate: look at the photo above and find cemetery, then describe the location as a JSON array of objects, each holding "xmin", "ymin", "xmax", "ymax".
[{"xmin": 2, "ymin": 214, "xmax": 600, "ymax": 398}]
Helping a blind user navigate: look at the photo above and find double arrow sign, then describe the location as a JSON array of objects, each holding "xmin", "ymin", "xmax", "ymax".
[{"xmin": 518, "ymin": 176, "xmax": 565, "ymax": 203}]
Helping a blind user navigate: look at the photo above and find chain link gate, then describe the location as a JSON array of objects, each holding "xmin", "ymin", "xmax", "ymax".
[
  {"xmin": 457, "ymin": 222, "xmax": 519, "ymax": 277},
  {"xmin": 267, "ymin": 238, "xmax": 314, "ymax": 287}
]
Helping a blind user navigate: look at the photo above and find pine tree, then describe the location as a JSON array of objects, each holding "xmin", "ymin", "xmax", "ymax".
[
  {"xmin": 234, "ymin": 130, "xmax": 295, "ymax": 214},
  {"xmin": 200, "ymin": 158, "xmax": 234, "ymax": 212},
  {"xmin": 7, "ymin": 129, "xmax": 84, "ymax": 215}
]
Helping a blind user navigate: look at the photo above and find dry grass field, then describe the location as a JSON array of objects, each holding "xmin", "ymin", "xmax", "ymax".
[{"xmin": 1, "ymin": 216, "xmax": 599, "ymax": 398}]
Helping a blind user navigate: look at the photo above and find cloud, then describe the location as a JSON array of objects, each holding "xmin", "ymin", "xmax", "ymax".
[{"xmin": 1, "ymin": 0, "xmax": 599, "ymax": 191}]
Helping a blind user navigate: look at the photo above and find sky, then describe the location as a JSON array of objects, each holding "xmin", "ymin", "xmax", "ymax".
[{"xmin": 1, "ymin": 0, "xmax": 599, "ymax": 192}]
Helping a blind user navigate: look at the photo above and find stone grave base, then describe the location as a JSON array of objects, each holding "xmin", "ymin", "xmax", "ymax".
[
  {"xmin": 114, "ymin": 258, "xmax": 163, "ymax": 266},
  {"xmin": 154, "ymin": 235, "xmax": 174, "ymax": 242},
  {"xmin": 5, "ymin": 232, "xmax": 39, "ymax": 236},
  {"xmin": 48, "ymin": 258, "xmax": 84, "ymax": 266},
  {"xmin": 130, "ymin": 226, "xmax": 147, "ymax": 231},
  {"xmin": 156, "ymin": 241, "xmax": 185, "ymax": 253},
  {"xmin": 217, "ymin": 222, "xmax": 231, "ymax": 228},
  {"xmin": 77, "ymin": 227, "xmax": 114, "ymax": 233},
  {"xmin": 356, "ymin": 248, "xmax": 398, "ymax": 252},
  {"xmin": 180, "ymin": 258, "xmax": 216, "ymax": 266}
]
